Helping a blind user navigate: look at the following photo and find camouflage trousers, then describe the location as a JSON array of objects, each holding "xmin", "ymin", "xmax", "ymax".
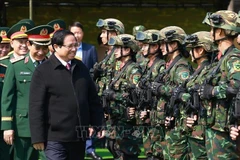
[
  {"xmin": 188, "ymin": 136, "xmax": 207, "ymax": 160},
  {"xmin": 142, "ymin": 125, "xmax": 165, "ymax": 159},
  {"xmin": 163, "ymin": 126, "xmax": 189, "ymax": 160},
  {"xmin": 105, "ymin": 120, "xmax": 141, "ymax": 159},
  {"xmin": 205, "ymin": 128, "xmax": 239, "ymax": 160}
]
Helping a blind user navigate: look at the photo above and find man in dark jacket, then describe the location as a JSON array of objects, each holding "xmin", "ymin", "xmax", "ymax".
[{"xmin": 29, "ymin": 29, "xmax": 104, "ymax": 160}]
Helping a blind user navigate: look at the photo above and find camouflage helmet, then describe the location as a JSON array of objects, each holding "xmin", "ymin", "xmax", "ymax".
[
  {"xmin": 108, "ymin": 34, "xmax": 139, "ymax": 52},
  {"xmin": 96, "ymin": 18, "xmax": 125, "ymax": 34},
  {"xmin": 132, "ymin": 25, "xmax": 146, "ymax": 37},
  {"xmin": 135, "ymin": 29, "xmax": 160, "ymax": 44},
  {"xmin": 202, "ymin": 10, "xmax": 240, "ymax": 36},
  {"xmin": 185, "ymin": 31, "xmax": 217, "ymax": 52},
  {"xmin": 159, "ymin": 26, "xmax": 186, "ymax": 44}
]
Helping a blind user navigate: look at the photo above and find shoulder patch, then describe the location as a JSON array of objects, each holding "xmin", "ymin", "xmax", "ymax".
[
  {"xmin": 233, "ymin": 61, "xmax": 240, "ymax": 72},
  {"xmin": 0, "ymin": 63, "xmax": 7, "ymax": 68},
  {"xmin": 10, "ymin": 56, "xmax": 25, "ymax": 64},
  {"xmin": 0, "ymin": 55, "xmax": 9, "ymax": 61},
  {"xmin": 180, "ymin": 71, "xmax": 189, "ymax": 80}
]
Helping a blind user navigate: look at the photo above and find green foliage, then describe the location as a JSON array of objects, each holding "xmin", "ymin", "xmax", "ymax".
[{"xmin": 6, "ymin": 6, "xmax": 215, "ymax": 47}]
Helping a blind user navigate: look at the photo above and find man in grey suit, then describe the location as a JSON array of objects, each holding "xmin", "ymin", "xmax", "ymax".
[{"xmin": 69, "ymin": 22, "xmax": 98, "ymax": 70}]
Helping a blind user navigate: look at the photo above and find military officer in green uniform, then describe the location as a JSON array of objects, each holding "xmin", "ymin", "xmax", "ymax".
[
  {"xmin": 1, "ymin": 24, "xmax": 54, "ymax": 160},
  {"xmin": 0, "ymin": 27, "xmax": 11, "ymax": 57},
  {"xmin": 0, "ymin": 22, "xmax": 33, "ymax": 66},
  {"xmin": 0, "ymin": 22, "xmax": 32, "ymax": 160},
  {"xmin": 0, "ymin": 36, "xmax": 12, "ymax": 160}
]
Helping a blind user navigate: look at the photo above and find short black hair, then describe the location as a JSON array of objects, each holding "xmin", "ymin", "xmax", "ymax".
[
  {"xmin": 69, "ymin": 21, "xmax": 84, "ymax": 31},
  {"xmin": 51, "ymin": 30, "xmax": 76, "ymax": 51}
]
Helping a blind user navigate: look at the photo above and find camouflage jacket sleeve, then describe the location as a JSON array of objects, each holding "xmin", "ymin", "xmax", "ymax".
[
  {"xmin": 114, "ymin": 64, "xmax": 142, "ymax": 101},
  {"xmin": 160, "ymin": 64, "xmax": 191, "ymax": 97},
  {"xmin": 1, "ymin": 62, "xmax": 16, "ymax": 130},
  {"xmin": 213, "ymin": 54, "xmax": 240, "ymax": 99},
  {"xmin": 151, "ymin": 60, "xmax": 165, "ymax": 81}
]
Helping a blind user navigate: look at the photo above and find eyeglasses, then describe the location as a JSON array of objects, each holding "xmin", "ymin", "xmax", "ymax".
[{"xmin": 62, "ymin": 43, "xmax": 79, "ymax": 50}]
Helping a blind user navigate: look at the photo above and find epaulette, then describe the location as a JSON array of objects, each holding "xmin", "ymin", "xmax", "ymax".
[
  {"xmin": 10, "ymin": 56, "xmax": 25, "ymax": 64},
  {"xmin": 7, "ymin": 50, "xmax": 14, "ymax": 56},
  {"xmin": 0, "ymin": 55, "xmax": 9, "ymax": 61},
  {"xmin": 0, "ymin": 63, "xmax": 7, "ymax": 68}
]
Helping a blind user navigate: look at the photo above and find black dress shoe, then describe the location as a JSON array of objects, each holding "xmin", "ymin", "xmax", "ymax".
[{"xmin": 86, "ymin": 151, "xmax": 102, "ymax": 160}]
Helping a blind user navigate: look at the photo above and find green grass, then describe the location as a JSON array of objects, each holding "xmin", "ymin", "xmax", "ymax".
[{"xmin": 84, "ymin": 148, "xmax": 146, "ymax": 159}]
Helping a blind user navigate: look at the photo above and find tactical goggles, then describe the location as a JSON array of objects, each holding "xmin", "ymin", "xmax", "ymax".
[
  {"xmin": 96, "ymin": 19, "xmax": 116, "ymax": 30},
  {"xmin": 108, "ymin": 36, "xmax": 132, "ymax": 46},
  {"xmin": 136, "ymin": 31, "xmax": 159, "ymax": 43}
]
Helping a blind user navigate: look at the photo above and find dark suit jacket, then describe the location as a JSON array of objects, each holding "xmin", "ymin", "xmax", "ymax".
[
  {"xmin": 29, "ymin": 54, "xmax": 103, "ymax": 143},
  {"xmin": 82, "ymin": 42, "xmax": 98, "ymax": 70}
]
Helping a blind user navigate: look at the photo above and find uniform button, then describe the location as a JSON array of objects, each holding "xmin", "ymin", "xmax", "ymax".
[
  {"xmin": 23, "ymin": 79, "xmax": 26, "ymax": 83},
  {"xmin": 19, "ymin": 114, "xmax": 22, "ymax": 117}
]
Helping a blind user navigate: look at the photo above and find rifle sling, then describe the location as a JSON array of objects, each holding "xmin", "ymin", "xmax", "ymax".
[
  {"xmin": 144, "ymin": 57, "xmax": 162, "ymax": 80},
  {"xmin": 109, "ymin": 60, "xmax": 133, "ymax": 88},
  {"xmin": 99, "ymin": 47, "xmax": 116, "ymax": 67},
  {"xmin": 206, "ymin": 45, "xmax": 234, "ymax": 82},
  {"xmin": 186, "ymin": 60, "xmax": 210, "ymax": 83}
]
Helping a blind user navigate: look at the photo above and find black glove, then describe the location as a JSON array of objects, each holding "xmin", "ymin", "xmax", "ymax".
[
  {"xmin": 90, "ymin": 66, "xmax": 104, "ymax": 80},
  {"xmin": 151, "ymin": 82, "xmax": 162, "ymax": 96},
  {"xmin": 172, "ymin": 86, "xmax": 186, "ymax": 101},
  {"xmin": 102, "ymin": 89, "xmax": 115, "ymax": 100},
  {"xmin": 199, "ymin": 84, "xmax": 214, "ymax": 100},
  {"xmin": 226, "ymin": 86, "xmax": 238, "ymax": 97}
]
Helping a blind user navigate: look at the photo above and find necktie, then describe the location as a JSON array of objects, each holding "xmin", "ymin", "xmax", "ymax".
[{"xmin": 66, "ymin": 63, "xmax": 71, "ymax": 70}]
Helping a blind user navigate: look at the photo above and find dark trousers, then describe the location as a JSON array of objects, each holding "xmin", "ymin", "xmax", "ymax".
[{"xmin": 45, "ymin": 141, "xmax": 86, "ymax": 160}]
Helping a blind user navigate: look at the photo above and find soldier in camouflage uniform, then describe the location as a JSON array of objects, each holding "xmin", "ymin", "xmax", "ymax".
[
  {"xmin": 175, "ymin": 31, "xmax": 218, "ymax": 159},
  {"xmin": 151, "ymin": 26, "xmax": 193, "ymax": 160},
  {"xmin": 132, "ymin": 25, "xmax": 147, "ymax": 67},
  {"xmin": 102, "ymin": 34, "xmax": 142, "ymax": 159},
  {"xmin": 199, "ymin": 10, "xmax": 240, "ymax": 159},
  {"xmin": 92, "ymin": 18, "xmax": 125, "ymax": 159},
  {"xmin": 135, "ymin": 29, "xmax": 165, "ymax": 160}
]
